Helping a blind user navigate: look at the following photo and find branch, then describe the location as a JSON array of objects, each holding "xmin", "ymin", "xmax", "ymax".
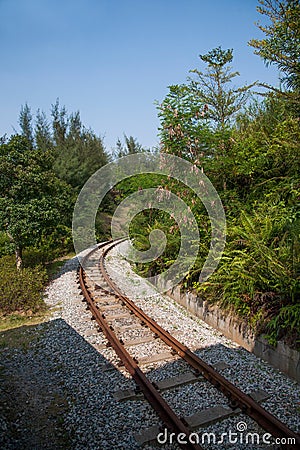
[{"xmin": 254, "ymin": 82, "xmax": 300, "ymax": 102}]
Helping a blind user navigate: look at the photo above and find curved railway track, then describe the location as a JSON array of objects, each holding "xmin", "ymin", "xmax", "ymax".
[{"xmin": 78, "ymin": 239, "xmax": 300, "ymax": 450}]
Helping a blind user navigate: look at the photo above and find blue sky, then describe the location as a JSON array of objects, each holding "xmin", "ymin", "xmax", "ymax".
[{"xmin": 0, "ymin": 0, "xmax": 279, "ymax": 152}]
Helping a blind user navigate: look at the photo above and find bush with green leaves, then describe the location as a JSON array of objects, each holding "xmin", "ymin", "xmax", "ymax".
[
  {"xmin": 0, "ymin": 255, "xmax": 47, "ymax": 315},
  {"xmin": 192, "ymin": 202, "xmax": 299, "ymax": 347},
  {"xmin": 0, "ymin": 232, "xmax": 14, "ymax": 257},
  {"xmin": 153, "ymin": 38, "xmax": 300, "ymax": 347}
]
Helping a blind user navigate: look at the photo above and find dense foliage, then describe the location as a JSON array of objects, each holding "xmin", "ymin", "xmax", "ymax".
[
  {"xmin": 0, "ymin": 135, "xmax": 73, "ymax": 268},
  {"xmin": 19, "ymin": 100, "xmax": 108, "ymax": 191},
  {"xmin": 0, "ymin": 1, "xmax": 299, "ymax": 348},
  {"xmin": 0, "ymin": 103, "xmax": 109, "ymax": 315},
  {"xmin": 125, "ymin": 4, "xmax": 300, "ymax": 348},
  {"xmin": 249, "ymin": 0, "xmax": 300, "ymax": 92},
  {"xmin": 196, "ymin": 99, "xmax": 300, "ymax": 347},
  {"xmin": 0, "ymin": 255, "xmax": 47, "ymax": 314},
  {"xmin": 0, "ymin": 102, "xmax": 109, "ymax": 265}
]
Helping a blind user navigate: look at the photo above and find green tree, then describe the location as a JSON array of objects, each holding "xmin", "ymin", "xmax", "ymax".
[
  {"xmin": 189, "ymin": 47, "xmax": 255, "ymax": 129},
  {"xmin": 158, "ymin": 47, "xmax": 255, "ymax": 163},
  {"xmin": 113, "ymin": 134, "xmax": 146, "ymax": 158},
  {"xmin": 35, "ymin": 109, "xmax": 52, "ymax": 152},
  {"xmin": 19, "ymin": 103, "xmax": 34, "ymax": 147},
  {"xmin": 157, "ymin": 83, "xmax": 212, "ymax": 161},
  {"xmin": 51, "ymin": 99, "xmax": 68, "ymax": 147},
  {"xmin": 0, "ymin": 135, "xmax": 73, "ymax": 268},
  {"xmin": 249, "ymin": 0, "xmax": 300, "ymax": 94},
  {"xmin": 51, "ymin": 102, "xmax": 108, "ymax": 190},
  {"xmin": 154, "ymin": 39, "xmax": 300, "ymax": 346}
]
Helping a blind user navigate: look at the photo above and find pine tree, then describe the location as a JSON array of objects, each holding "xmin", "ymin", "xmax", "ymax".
[
  {"xmin": 158, "ymin": 47, "xmax": 255, "ymax": 163},
  {"xmin": 51, "ymin": 102, "xmax": 107, "ymax": 190},
  {"xmin": 189, "ymin": 47, "xmax": 255, "ymax": 129},
  {"xmin": 249, "ymin": 0, "xmax": 300, "ymax": 93},
  {"xmin": 113, "ymin": 134, "xmax": 145, "ymax": 158},
  {"xmin": 19, "ymin": 103, "xmax": 33, "ymax": 146},
  {"xmin": 51, "ymin": 99, "xmax": 68, "ymax": 146},
  {"xmin": 35, "ymin": 109, "xmax": 52, "ymax": 151}
]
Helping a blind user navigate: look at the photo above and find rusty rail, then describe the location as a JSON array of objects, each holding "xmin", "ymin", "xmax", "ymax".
[
  {"xmin": 98, "ymin": 240, "xmax": 300, "ymax": 450},
  {"xmin": 79, "ymin": 242, "xmax": 203, "ymax": 450}
]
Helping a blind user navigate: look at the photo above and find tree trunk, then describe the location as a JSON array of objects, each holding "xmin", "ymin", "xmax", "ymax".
[
  {"xmin": 6, "ymin": 232, "xmax": 23, "ymax": 270},
  {"xmin": 15, "ymin": 246, "xmax": 23, "ymax": 270}
]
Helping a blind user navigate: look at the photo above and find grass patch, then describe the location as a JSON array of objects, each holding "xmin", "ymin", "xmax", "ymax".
[
  {"xmin": 0, "ymin": 320, "xmax": 47, "ymax": 350},
  {"xmin": 45, "ymin": 252, "xmax": 76, "ymax": 280},
  {"xmin": 0, "ymin": 313, "xmax": 48, "ymax": 333},
  {"xmin": 0, "ymin": 252, "xmax": 76, "ymax": 338},
  {"xmin": 0, "ymin": 255, "xmax": 47, "ymax": 315},
  {"xmin": 0, "ymin": 252, "xmax": 75, "ymax": 319}
]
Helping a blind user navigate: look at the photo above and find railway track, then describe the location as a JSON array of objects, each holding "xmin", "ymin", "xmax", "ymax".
[{"xmin": 78, "ymin": 239, "xmax": 300, "ymax": 450}]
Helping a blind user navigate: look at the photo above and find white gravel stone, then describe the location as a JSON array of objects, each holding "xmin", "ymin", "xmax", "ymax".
[{"xmin": 2, "ymin": 241, "xmax": 298, "ymax": 450}]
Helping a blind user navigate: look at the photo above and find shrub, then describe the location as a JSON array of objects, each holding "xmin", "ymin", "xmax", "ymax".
[
  {"xmin": 193, "ymin": 206, "xmax": 300, "ymax": 346},
  {"xmin": 0, "ymin": 255, "xmax": 47, "ymax": 315},
  {"xmin": 0, "ymin": 232, "xmax": 14, "ymax": 257},
  {"xmin": 21, "ymin": 226, "xmax": 73, "ymax": 268},
  {"xmin": 266, "ymin": 304, "xmax": 300, "ymax": 349}
]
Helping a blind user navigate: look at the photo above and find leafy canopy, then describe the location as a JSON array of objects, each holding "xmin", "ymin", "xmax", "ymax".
[
  {"xmin": 18, "ymin": 100, "xmax": 108, "ymax": 191},
  {"xmin": 249, "ymin": 0, "xmax": 300, "ymax": 93},
  {"xmin": 0, "ymin": 135, "xmax": 73, "ymax": 259}
]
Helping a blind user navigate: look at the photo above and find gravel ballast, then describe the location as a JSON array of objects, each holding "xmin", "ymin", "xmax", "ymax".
[{"xmin": 0, "ymin": 242, "xmax": 299, "ymax": 450}]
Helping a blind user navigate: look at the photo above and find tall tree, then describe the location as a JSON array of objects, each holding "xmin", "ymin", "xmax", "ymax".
[
  {"xmin": 0, "ymin": 135, "xmax": 73, "ymax": 268},
  {"xmin": 19, "ymin": 103, "xmax": 33, "ymax": 146},
  {"xmin": 158, "ymin": 47, "xmax": 254, "ymax": 163},
  {"xmin": 35, "ymin": 109, "xmax": 52, "ymax": 152},
  {"xmin": 249, "ymin": 0, "xmax": 300, "ymax": 95},
  {"xmin": 51, "ymin": 103, "xmax": 108, "ymax": 190},
  {"xmin": 189, "ymin": 47, "xmax": 255, "ymax": 129},
  {"xmin": 51, "ymin": 99, "xmax": 68, "ymax": 147},
  {"xmin": 113, "ymin": 134, "xmax": 145, "ymax": 158}
]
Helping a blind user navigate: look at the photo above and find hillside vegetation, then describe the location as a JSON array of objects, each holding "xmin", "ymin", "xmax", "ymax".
[
  {"xmin": 120, "ymin": 1, "xmax": 300, "ymax": 348},
  {"xmin": 0, "ymin": 0, "xmax": 299, "ymax": 346}
]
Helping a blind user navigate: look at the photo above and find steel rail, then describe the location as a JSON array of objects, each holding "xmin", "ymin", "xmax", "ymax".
[
  {"xmin": 99, "ymin": 240, "xmax": 300, "ymax": 450},
  {"xmin": 79, "ymin": 243, "xmax": 203, "ymax": 450}
]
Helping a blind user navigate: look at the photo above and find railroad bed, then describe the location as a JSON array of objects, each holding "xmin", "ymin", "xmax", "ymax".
[{"xmin": 42, "ymin": 239, "xmax": 299, "ymax": 449}]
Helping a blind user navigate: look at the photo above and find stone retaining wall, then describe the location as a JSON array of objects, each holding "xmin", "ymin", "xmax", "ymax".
[{"xmin": 168, "ymin": 286, "xmax": 300, "ymax": 382}]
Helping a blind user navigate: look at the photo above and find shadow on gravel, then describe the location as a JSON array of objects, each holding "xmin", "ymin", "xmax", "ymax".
[
  {"xmin": 142, "ymin": 343, "xmax": 300, "ymax": 450},
  {"xmin": 1, "ymin": 319, "xmax": 299, "ymax": 450},
  {"xmin": 0, "ymin": 318, "xmax": 139, "ymax": 450}
]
